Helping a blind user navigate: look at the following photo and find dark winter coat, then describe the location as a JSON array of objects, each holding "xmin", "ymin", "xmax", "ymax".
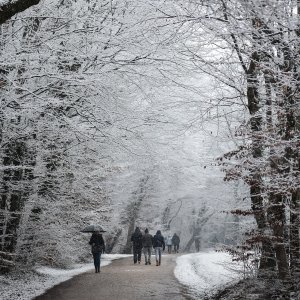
[
  {"xmin": 89, "ymin": 233, "xmax": 105, "ymax": 254},
  {"xmin": 152, "ymin": 231, "xmax": 165, "ymax": 250},
  {"xmin": 131, "ymin": 228, "xmax": 143, "ymax": 250},
  {"xmin": 172, "ymin": 234, "xmax": 180, "ymax": 246},
  {"xmin": 142, "ymin": 233, "xmax": 153, "ymax": 248}
]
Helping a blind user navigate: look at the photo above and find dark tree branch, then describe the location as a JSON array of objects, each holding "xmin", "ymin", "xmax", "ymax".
[
  {"xmin": 220, "ymin": 0, "xmax": 247, "ymax": 74},
  {"xmin": 0, "ymin": 0, "xmax": 41, "ymax": 25}
]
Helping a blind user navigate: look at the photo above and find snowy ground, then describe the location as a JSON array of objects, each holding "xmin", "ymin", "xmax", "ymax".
[
  {"xmin": 174, "ymin": 250, "xmax": 244, "ymax": 299},
  {"xmin": 0, "ymin": 254, "xmax": 130, "ymax": 300}
]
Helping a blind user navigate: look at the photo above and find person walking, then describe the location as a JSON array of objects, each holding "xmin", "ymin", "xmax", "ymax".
[
  {"xmin": 152, "ymin": 230, "xmax": 165, "ymax": 266},
  {"xmin": 172, "ymin": 233, "xmax": 180, "ymax": 253},
  {"xmin": 166, "ymin": 234, "xmax": 173, "ymax": 254},
  {"xmin": 142, "ymin": 228, "xmax": 153, "ymax": 265},
  {"xmin": 131, "ymin": 227, "xmax": 143, "ymax": 264},
  {"xmin": 89, "ymin": 231, "xmax": 105, "ymax": 273}
]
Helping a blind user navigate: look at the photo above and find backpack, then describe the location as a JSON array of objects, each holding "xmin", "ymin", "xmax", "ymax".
[
  {"xmin": 91, "ymin": 243, "xmax": 103, "ymax": 253},
  {"xmin": 154, "ymin": 235, "xmax": 163, "ymax": 247}
]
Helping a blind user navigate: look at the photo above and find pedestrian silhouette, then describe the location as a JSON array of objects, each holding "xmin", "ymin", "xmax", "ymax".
[
  {"xmin": 131, "ymin": 227, "xmax": 143, "ymax": 264},
  {"xmin": 142, "ymin": 228, "xmax": 153, "ymax": 265},
  {"xmin": 172, "ymin": 233, "xmax": 180, "ymax": 253},
  {"xmin": 89, "ymin": 231, "xmax": 105, "ymax": 273},
  {"xmin": 152, "ymin": 230, "xmax": 165, "ymax": 266},
  {"xmin": 166, "ymin": 234, "xmax": 173, "ymax": 254}
]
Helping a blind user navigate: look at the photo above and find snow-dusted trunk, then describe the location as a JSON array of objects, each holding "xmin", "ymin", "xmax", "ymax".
[
  {"xmin": 123, "ymin": 176, "xmax": 149, "ymax": 254},
  {"xmin": 267, "ymin": 194, "xmax": 289, "ymax": 279},
  {"xmin": 0, "ymin": 140, "xmax": 35, "ymax": 272},
  {"xmin": 184, "ymin": 207, "xmax": 212, "ymax": 252},
  {"xmin": 290, "ymin": 190, "xmax": 300, "ymax": 275},
  {"xmin": 267, "ymin": 14, "xmax": 300, "ymax": 279},
  {"xmin": 247, "ymin": 49, "xmax": 276, "ymax": 274},
  {"xmin": 289, "ymin": 2, "xmax": 300, "ymax": 276}
]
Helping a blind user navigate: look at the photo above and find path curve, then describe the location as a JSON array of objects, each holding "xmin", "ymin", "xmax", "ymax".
[{"xmin": 34, "ymin": 254, "xmax": 188, "ymax": 300}]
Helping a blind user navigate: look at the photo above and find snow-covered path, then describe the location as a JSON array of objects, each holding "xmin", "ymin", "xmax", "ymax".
[{"xmin": 34, "ymin": 255, "xmax": 186, "ymax": 300}]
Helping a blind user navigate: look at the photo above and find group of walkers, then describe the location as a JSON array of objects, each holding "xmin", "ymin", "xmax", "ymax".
[
  {"xmin": 88, "ymin": 227, "xmax": 180, "ymax": 273},
  {"xmin": 131, "ymin": 227, "xmax": 180, "ymax": 266},
  {"xmin": 165, "ymin": 233, "xmax": 180, "ymax": 254}
]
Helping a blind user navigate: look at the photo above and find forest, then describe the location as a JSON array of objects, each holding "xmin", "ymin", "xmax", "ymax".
[{"xmin": 0, "ymin": 0, "xmax": 299, "ymax": 299}]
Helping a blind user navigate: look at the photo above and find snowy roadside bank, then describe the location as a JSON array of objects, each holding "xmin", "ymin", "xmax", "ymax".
[
  {"xmin": 174, "ymin": 251, "xmax": 244, "ymax": 299},
  {"xmin": 0, "ymin": 254, "xmax": 130, "ymax": 300}
]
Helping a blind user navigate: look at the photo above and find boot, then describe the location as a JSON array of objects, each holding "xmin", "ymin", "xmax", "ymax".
[
  {"xmin": 156, "ymin": 260, "xmax": 159, "ymax": 266},
  {"xmin": 148, "ymin": 260, "xmax": 151, "ymax": 265}
]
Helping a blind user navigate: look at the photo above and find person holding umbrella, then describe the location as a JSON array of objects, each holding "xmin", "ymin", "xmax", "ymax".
[
  {"xmin": 89, "ymin": 230, "xmax": 105, "ymax": 273},
  {"xmin": 82, "ymin": 225, "xmax": 106, "ymax": 273}
]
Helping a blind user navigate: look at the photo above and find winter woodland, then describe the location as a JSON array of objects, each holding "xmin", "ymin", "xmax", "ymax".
[{"xmin": 0, "ymin": 0, "xmax": 299, "ymax": 299}]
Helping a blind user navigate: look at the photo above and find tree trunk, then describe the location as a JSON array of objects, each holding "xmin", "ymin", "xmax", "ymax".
[
  {"xmin": 247, "ymin": 51, "xmax": 276, "ymax": 274},
  {"xmin": 289, "ymin": 1, "xmax": 300, "ymax": 276},
  {"xmin": 184, "ymin": 211, "xmax": 212, "ymax": 252},
  {"xmin": 290, "ymin": 189, "xmax": 300, "ymax": 275},
  {"xmin": 123, "ymin": 176, "xmax": 149, "ymax": 254},
  {"xmin": 268, "ymin": 194, "xmax": 289, "ymax": 280},
  {"xmin": 0, "ymin": 141, "xmax": 34, "ymax": 272},
  {"xmin": 0, "ymin": 0, "xmax": 41, "ymax": 25},
  {"xmin": 184, "ymin": 229, "xmax": 199, "ymax": 252}
]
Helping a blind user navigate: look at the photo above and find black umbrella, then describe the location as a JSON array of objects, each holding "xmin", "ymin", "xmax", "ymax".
[{"xmin": 81, "ymin": 224, "xmax": 106, "ymax": 233}]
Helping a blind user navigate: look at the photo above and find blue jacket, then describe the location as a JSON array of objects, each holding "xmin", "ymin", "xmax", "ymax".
[{"xmin": 153, "ymin": 233, "xmax": 165, "ymax": 250}]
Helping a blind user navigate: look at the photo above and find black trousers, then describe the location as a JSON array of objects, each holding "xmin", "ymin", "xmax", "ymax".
[
  {"xmin": 92, "ymin": 252, "xmax": 101, "ymax": 272},
  {"xmin": 133, "ymin": 246, "xmax": 142, "ymax": 263},
  {"xmin": 174, "ymin": 244, "xmax": 179, "ymax": 252}
]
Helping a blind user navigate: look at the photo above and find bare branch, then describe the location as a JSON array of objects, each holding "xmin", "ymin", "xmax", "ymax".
[{"xmin": 0, "ymin": 0, "xmax": 41, "ymax": 24}]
